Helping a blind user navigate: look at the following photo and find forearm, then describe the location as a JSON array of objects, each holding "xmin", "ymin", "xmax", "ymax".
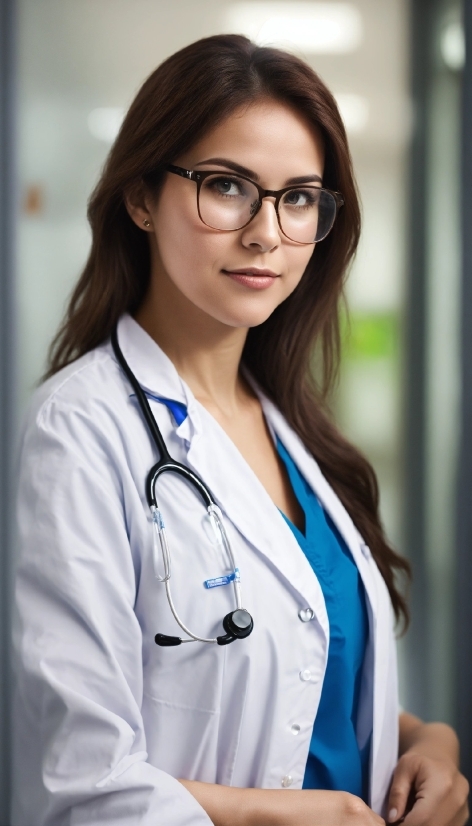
[
  {"xmin": 180, "ymin": 781, "xmax": 302, "ymax": 826},
  {"xmin": 399, "ymin": 711, "xmax": 460, "ymax": 766},
  {"xmin": 179, "ymin": 780, "xmax": 381, "ymax": 826},
  {"xmin": 179, "ymin": 781, "xmax": 255, "ymax": 826}
]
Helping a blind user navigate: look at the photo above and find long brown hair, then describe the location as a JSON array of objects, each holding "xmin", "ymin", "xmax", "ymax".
[{"xmin": 46, "ymin": 34, "xmax": 410, "ymax": 625}]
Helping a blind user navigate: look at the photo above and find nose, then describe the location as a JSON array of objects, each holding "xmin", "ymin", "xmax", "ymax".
[{"xmin": 240, "ymin": 197, "xmax": 281, "ymax": 252}]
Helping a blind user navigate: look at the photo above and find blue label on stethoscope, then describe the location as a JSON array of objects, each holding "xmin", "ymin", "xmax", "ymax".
[{"xmin": 204, "ymin": 568, "xmax": 240, "ymax": 589}]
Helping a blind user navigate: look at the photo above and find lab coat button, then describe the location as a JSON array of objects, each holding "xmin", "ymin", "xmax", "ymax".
[
  {"xmin": 299, "ymin": 669, "xmax": 312, "ymax": 681},
  {"xmin": 281, "ymin": 775, "xmax": 293, "ymax": 787},
  {"xmin": 298, "ymin": 608, "xmax": 314, "ymax": 622},
  {"xmin": 291, "ymin": 724, "xmax": 301, "ymax": 735}
]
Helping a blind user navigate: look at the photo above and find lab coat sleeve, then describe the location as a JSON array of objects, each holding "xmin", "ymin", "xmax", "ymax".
[{"xmin": 13, "ymin": 392, "xmax": 212, "ymax": 826}]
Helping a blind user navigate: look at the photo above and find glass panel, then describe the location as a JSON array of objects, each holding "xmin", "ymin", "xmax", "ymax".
[{"xmin": 422, "ymin": 0, "xmax": 462, "ymax": 723}]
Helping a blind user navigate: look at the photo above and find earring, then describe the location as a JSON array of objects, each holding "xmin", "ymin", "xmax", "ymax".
[{"xmin": 143, "ymin": 219, "xmax": 151, "ymax": 228}]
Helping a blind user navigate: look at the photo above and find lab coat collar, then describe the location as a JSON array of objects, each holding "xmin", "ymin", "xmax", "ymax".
[
  {"xmin": 115, "ymin": 314, "xmax": 200, "ymax": 442},
  {"xmin": 116, "ymin": 314, "xmax": 192, "ymax": 410}
]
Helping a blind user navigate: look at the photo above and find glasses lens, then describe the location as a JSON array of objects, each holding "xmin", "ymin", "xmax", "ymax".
[
  {"xmin": 198, "ymin": 174, "xmax": 260, "ymax": 231},
  {"xmin": 279, "ymin": 187, "xmax": 337, "ymax": 243}
]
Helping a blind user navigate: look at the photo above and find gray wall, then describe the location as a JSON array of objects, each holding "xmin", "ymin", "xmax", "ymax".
[
  {"xmin": 0, "ymin": 0, "xmax": 16, "ymax": 821},
  {"xmin": 456, "ymin": 0, "xmax": 472, "ymax": 784}
]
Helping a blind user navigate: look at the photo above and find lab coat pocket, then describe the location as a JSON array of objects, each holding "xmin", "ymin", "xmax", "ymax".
[{"xmin": 142, "ymin": 691, "xmax": 219, "ymax": 782}]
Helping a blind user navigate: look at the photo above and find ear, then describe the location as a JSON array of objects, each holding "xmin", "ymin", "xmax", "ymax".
[{"xmin": 124, "ymin": 182, "xmax": 154, "ymax": 232}]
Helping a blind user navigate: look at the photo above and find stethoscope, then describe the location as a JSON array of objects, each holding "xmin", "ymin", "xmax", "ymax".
[{"xmin": 111, "ymin": 324, "xmax": 254, "ymax": 647}]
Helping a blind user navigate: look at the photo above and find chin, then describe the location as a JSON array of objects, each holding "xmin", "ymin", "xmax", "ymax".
[
  {"xmin": 220, "ymin": 310, "xmax": 279, "ymax": 329},
  {"xmin": 214, "ymin": 295, "xmax": 286, "ymax": 329}
]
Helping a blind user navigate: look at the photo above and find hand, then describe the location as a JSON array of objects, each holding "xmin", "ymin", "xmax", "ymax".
[{"xmin": 387, "ymin": 752, "xmax": 469, "ymax": 826}]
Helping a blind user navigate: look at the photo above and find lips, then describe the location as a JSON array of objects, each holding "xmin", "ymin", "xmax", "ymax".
[
  {"xmin": 221, "ymin": 268, "xmax": 280, "ymax": 290},
  {"xmin": 223, "ymin": 268, "xmax": 279, "ymax": 278}
]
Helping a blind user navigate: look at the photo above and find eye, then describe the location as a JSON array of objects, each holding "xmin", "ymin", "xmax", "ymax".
[
  {"xmin": 283, "ymin": 188, "xmax": 320, "ymax": 208},
  {"xmin": 206, "ymin": 176, "xmax": 246, "ymax": 197}
]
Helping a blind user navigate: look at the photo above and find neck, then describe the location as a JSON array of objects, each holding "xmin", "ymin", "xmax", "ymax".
[{"xmin": 134, "ymin": 275, "xmax": 250, "ymax": 415}]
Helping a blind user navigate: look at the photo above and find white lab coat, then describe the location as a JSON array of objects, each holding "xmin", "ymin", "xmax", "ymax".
[{"xmin": 13, "ymin": 313, "xmax": 399, "ymax": 826}]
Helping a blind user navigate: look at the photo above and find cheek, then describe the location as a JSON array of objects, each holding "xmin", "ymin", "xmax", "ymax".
[
  {"xmin": 154, "ymin": 199, "xmax": 222, "ymax": 287},
  {"xmin": 286, "ymin": 246, "xmax": 315, "ymax": 289}
]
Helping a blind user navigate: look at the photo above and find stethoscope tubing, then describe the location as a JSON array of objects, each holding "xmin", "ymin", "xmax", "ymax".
[
  {"xmin": 110, "ymin": 322, "xmax": 252, "ymax": 647},
  {"xmin": 146, "ymin": 462, "xmax": 213, "ymax": 510},
  {"xmin": 111, "ymin": 325, "xmax": 215, "ymax": 511},
  {"xmin": 111, "ymin": 324, "xmax": 170, "ymax": 462}
]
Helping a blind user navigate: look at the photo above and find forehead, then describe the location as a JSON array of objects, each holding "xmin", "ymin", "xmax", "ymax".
[{"xmin": 180, "ymin": 99, "xmax": 325, "ymax": 184}]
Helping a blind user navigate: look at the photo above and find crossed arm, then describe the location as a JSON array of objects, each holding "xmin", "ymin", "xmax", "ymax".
[{"xmin": 180, "ymin": 712, "xmax": 469, "ymax": 826}]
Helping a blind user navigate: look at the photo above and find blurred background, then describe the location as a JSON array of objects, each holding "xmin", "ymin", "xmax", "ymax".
[{"xmin": 0, "ymin": 0, "xmax": 470, "ymax": 822}]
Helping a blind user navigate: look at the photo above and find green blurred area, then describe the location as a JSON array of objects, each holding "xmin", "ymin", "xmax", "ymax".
[{"xmin": 341, "ymin": 312, "xmax": 399, "ymax": 361}]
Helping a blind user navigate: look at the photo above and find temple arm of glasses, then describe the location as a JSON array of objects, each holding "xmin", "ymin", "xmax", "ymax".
[{"xmin": 167, "ymin": 164, "xmax": 192, "ymax": 180}]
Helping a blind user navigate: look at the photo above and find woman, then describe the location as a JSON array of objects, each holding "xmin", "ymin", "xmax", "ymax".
[{"xmin": 13, "ymin": 34, "xmax": 468, "ymax": 826}]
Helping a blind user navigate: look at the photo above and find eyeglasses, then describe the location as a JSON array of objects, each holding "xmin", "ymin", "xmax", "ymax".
[{"xmin": 166, "ymin": 164, "xmax": 344, "ymax": 245}]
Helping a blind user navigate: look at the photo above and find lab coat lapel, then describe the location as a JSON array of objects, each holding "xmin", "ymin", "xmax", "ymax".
[
  {"xmin": 184, "ymin": 404, "xmax": 330, "ymax": 640},
  {"xmin": 259, "ymin": 396, "xmax": 380, "ymax": 619},
  {"xmin": 260, "ymin": 396, "xmax": 395, "ymax": 810}
]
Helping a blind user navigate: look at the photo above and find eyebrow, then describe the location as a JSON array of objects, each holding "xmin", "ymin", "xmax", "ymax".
[{"xmin": 194, "ymin": 157, "xmax": 322, "ymax": 186}]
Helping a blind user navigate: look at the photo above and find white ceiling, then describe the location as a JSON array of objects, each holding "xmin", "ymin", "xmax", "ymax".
[{"xmin": 18, "ymin": 0, "xmax": 410, "ymax": 152}]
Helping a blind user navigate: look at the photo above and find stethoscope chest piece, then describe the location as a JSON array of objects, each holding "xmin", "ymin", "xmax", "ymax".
[
  {"xmin": 217, "ymin": 609, "xmax": 254, "ymax": 646},
  {"xmin": 156, "ymin": 609, "xmax": 254, "ymax": 647}
]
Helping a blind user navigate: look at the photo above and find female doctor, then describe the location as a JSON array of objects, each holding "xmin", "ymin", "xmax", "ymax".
[{"xmin": 13, "ymin": 34, "xmax": 468, "ymax": 826}]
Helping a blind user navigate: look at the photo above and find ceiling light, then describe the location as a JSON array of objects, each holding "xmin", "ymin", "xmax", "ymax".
[
  {"xmin": 225, "ymin": 2, "xmax": 363, "ymax": 53},
  {"xmin": 334, "ymin": 93, "xmax": 369, "ymax": 134},
  {"xmin": 87, "ymin": 108, "xmax": 125, "ymax": 143},
  {"xmin": 440, "ymin": 21, "xmax": 465, "ymax": 71}
]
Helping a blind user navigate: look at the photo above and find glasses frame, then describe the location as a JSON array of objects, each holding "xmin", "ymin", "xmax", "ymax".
[{"xmin": 166, "ymin": 163, "xmax": 344, "ymax": 245}]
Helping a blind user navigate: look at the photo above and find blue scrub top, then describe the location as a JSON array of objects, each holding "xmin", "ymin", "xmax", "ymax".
[
  {"xmin": 143, "ymin": 395, "xmax": 370, "ymax": 797},
  {"xmin": 276, "ymin": 437, "xmax": 370, "ymax": 800}
]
